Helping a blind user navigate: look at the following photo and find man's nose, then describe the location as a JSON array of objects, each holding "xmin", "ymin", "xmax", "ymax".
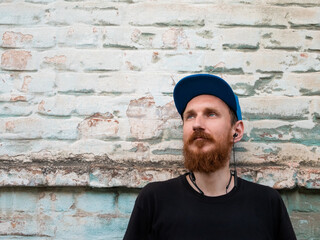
[{"xmin": 192, "ymin": 115, "xmax": 205, "ymax": 131}]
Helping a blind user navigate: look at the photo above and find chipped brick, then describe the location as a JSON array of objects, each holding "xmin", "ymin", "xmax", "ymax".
[
  {"xmin": 78, "ymin": 112, "xmax": 119, "ymax": 139},
  {"xmin": 2, "ymin": 31, "xmax": 33, "ymax": 48},
  {"xmin": 1, "ymin": 50, "xmax": 32, "ymax": 70}
]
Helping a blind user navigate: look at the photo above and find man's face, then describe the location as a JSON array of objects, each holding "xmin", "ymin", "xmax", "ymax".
[{"xmin": 182, "ymin": 95, "xmax": 234, "ymax": 173}]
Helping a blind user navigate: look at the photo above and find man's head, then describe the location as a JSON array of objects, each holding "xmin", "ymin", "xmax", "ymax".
[{"xmin": 173, "ymin": 74, "xmax": 244, "ymax": 173}]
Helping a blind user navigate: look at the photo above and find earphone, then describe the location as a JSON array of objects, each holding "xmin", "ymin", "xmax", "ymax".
[{"xmin": 233, "ymin": 133, "xmax": 238, "ymax": 138}]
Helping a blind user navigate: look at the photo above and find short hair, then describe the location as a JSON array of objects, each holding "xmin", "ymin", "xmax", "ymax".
[{"xmin": 228, "ymin": 107, "xmax": 238, "ymax": 126}]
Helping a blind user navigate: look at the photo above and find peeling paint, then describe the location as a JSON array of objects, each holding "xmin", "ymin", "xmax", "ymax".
[
  {"xmin": 1, "ymin": 50, "xmax": 32, "ymax": 70},
  {"xmin": 2, "ymin": 31, "xmax": 33, "ymax": 47}
]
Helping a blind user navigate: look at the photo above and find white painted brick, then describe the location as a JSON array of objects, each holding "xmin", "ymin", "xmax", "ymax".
[
  {"xmin": 74, "ymin": 95, "xmax": 131, "ymax": 117},
  {"xmin": 103, "ymin": 27, "xmax": 140, "ymax": 49},
  {"xmin": 69, "ymin": 139, "xmax": 116, "ymax": 155},
  {"xmin": 0, "ymin": 102, "xmax": 33, "ymax": 116},
  {"xmin": 37, "ymin": 95, "xmax": 76, "ymax": 116},
  {"xmin": 261, "ymin": 0, "xmax": 320, "ymax": 6},
  {"xmin": 46, "ymin": 1, "xmax": 121, "ymax": 26},
  {"xmin": 0, "ymin": 28, "xmax": 56, "ymax": 49},
  {"xmin": 126, "ymin": 95, "xmax": 162, "ymax": 139},
  {"xmin": 203, "ymin": 51, "xmax": 320, "ymax": 74},
  {"xmin": 103, "ymin": 26, "xmax": 218, "ymax": 50},
  {"xmin": 40, "ymin": 49, "xmax": 122, "ymax": 72},
  {"xmin": 286, "ymin": 7, "xmax": 320, "ymax": 26},
  {"xmin": 305, "ymin": 31, "xmax": 320, "ymax": 51},
  {"xmin": 159, "ymin": 51, "xmax": 203, "ymax": 72},
  {"xmin": 56, "ymin": 24, "xmax": 100, "ymax": 48},
  {"xmin": 26, "ymin": 0, "xmax": 56, "ymax": 3},
  {"xmin": 122, "ymin": 51, "xmax": 151, "ymax": 71},
  {"xmin": 8, "ymin": 71, "xmax": 56, "ymax": 94},
  {"xmin": 0, "ymin": 2, "xmax": 45, "ymax": 25},
  {"xmin": 310, "ymin": 98, "xmax": 320, "ymax": 119},
  {"xmin": 42, "ymin": 117, "xmax": 81, "ymax": 139},
  {"xmin": 219, "ymin": 28, "xmax": 260, "ymax": 50},
  {"xmin": 78, "ymin": 112, "xmax": 120, "ymax": 140},
  {"xmin": 119, "ymin": 73, "xmax": 175, "ymax": 95},
  {"xmin": 56, "ymin": 72, "xmax": 132, "ymax": 94},
  {"xmin": 205, "ymin": 4, "xmax": 289, "ymax": 28},
  {"xmin": 280, "ymin": 52, "xmax": 320, "ymax": 72},
  {"xmin": 57, "ymin": 72, "xmax": 176, "ymax": 97},
  {"xmin": 236, "ymin": 142, "xmax": 319, "ymax": 165},
  {"xmin": 240, "ymin": 96, "xmax": 311, "ymax": 119},
  {"xmin": 0, "ymin": 116, "xmax": 81, "ymax": 140},
  {"xmin": 125, "ymin": 3, "xmax": 206, "ymax": 27},
  {"xmin": 0, "ymin": 72, "xmax": 14, "ymax": 93},
  {"xmin": 260, "ymin": 29, "xmax": 319, "ymax": 51},
  {"xmin": 261, "ymin": 73, "xmax": 320, "ymax": 96},
  {"xmin": 245, "ymin": 119, "xmax": 292, "ymax": 141},
  {"xmin": 0, "ymin": 140, "xmax": 74, "ymax": 156},
  {"xmin": 101, "ymin": 26, "xmax": 318, "ymax": 53},
  {"xmin": 149, "ymin": 140, "xmax": 183, "ymax": 162},
  {"xmin": 110, "ymin": 141, "xmax": 151, "ymax": 162},
  {"xmin": 126, "ymin": 95, "xmax": 180, "ymax": 140},
  {"xmin": 1, "ymin": 50, "xmax": 38, "ymax": 71},
  {"xmin": 123, "ymin": 50, "xmax": 203, "ymax": 72},
  {"xmin": 128, "ymin": 117, "xmax": 163, "ymax": 140},
  {"xmin": 245, "ymin": 119, "xmax": 317, "ymax": 144},
  {"xmin": 0, "ymin": 93, "xmax": 23, "ymax": 103},
  {"xmin": 203, "ymin": 51, "xmax": 247, "ymax": 73}
]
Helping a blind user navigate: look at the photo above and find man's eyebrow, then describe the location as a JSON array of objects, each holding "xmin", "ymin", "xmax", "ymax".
[
  {"xmin": 203, "ymin": 107, "xmax": 219, "ymax": 113},
  {"xmin": 183, "ymin": 109, "xmax": 195, "ymax": 117}
]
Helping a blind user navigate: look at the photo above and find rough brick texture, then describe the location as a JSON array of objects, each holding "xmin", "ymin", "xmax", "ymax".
[{"xmin": 0, "ymin": 0, "xmax": 320, "ymax": 238}]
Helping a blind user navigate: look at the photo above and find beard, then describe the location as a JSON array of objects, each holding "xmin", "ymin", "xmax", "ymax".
[{"xmin": 183, "ymin": 130, "xmax": 232, "ymax": 173}]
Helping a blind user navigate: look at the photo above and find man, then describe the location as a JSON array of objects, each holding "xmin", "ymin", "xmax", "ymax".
[{"xmin": 123, "ymin": 74, "xmax": 296, "ymax": 240}]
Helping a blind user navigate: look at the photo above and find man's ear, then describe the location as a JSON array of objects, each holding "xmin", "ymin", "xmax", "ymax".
[{"xmin": 232, "ymin": 120, "xmax": 244, "ymax": 143}]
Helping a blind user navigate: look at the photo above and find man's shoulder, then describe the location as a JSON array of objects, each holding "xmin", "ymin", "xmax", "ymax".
[
  {"xmin": 139, "ymin": 175, "xmax": 183, "ymax": 198},
  {"xmin": 239, "ymin": 177, "xmax": 282, "ymax": 200},
  {"xmin": 135, "ymin": 175, "xmax": 184, "ymax": 207},
  {"xmin": 142, "ymin": 175, "xmax": 183, "ymax": 194}
]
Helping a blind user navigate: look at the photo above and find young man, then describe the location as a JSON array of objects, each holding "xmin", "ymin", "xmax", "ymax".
[{"xmin": 123, "ymin": 74, "xmax": 297, "ymax": 240}]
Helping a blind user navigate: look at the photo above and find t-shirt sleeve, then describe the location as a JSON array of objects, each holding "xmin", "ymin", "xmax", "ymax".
[
  {"xmin": 275, "ymin": 193, "xmax": 297, "ymax": 240},
  {"xmin": 123, "ymin": 185, "xmax": 153, "ymax": 240}
]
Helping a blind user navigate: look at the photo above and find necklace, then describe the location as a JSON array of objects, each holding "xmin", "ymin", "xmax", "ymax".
[{"xmin": 188, "ymin": 171, "xmax": 235, "ymax": 196}]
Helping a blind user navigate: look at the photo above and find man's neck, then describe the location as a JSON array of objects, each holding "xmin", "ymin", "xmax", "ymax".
[{"xmin": 187, "ymin": 166, "xmax": 234, "ymax": 197}]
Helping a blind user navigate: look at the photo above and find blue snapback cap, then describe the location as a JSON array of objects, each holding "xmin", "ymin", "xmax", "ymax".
[{"xmin": 173, "ymin": 74, "xmax": 242, "ymax": 120}]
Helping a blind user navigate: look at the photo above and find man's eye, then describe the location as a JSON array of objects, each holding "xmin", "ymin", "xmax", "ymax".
[
  {"xmin": 185, "ymin": 115, "xmax": 194, "ymax": 120},
  {"xmin": 208, "ymin": 113, "xmax": 216, "ymax": 117}
]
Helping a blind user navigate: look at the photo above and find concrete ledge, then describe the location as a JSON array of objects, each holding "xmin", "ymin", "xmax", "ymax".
[{"xmin": 0, "ymin": 156, "xmax": 318, "ymax": 189}]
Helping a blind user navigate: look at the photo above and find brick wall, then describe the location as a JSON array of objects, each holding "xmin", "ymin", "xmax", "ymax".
[{"xmin": 0, "ymin": 0, "xmax": 319, "ymax": 239}]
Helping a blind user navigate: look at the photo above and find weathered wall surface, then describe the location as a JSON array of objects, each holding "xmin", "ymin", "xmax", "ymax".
[
  {"xmin": 0, "ymin": 188, "xmax": 319, "ymax": 239},
  {"xmin": 0, "ymin": 0, "xmax": 319, "ymax": 239}
]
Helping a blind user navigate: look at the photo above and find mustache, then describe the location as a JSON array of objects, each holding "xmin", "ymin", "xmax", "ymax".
[{"xmin": 187, "ymin": 130, "xmax": 214, "ymax": 144}]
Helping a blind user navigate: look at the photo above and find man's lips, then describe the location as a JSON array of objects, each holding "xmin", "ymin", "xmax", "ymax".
[{"xmin": 194, "ymin": 137, "xmax": 205, "ymax": 140}]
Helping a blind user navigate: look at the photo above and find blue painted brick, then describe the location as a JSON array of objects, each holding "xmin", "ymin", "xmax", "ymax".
[
  {"xmin": 0, "ymin": 191, "xmax": 37, "ymax": 212},
  {"xmin": 76, "ymin": 192, "xmax": 116, "ymax": 214},
  {"xmin": 38, "ymin": 192, "xmax": 75, "ymax": 213},
  {"xmin": 118, "ymin": 192, "xmax": 138, "ymax": 215}
]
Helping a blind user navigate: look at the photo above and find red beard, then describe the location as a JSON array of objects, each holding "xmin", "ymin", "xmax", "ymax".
[{"xmin": 183, "ymin": 130, "xmax": 232, "ymax": 173}]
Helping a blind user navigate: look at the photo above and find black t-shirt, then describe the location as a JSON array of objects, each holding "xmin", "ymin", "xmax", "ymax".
[{"xmin": 124, "ymin": 174, "xmax": 297, "ymax": 240}]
